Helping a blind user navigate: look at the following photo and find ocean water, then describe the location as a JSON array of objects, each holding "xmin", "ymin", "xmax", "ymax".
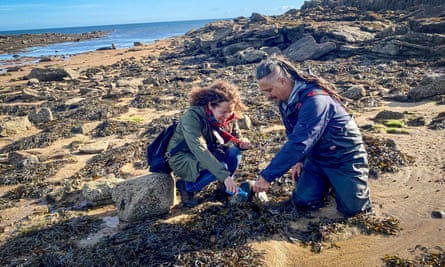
[{"xmin": 0, "ymin": 18, "xmax": 222, "ymax": 62}]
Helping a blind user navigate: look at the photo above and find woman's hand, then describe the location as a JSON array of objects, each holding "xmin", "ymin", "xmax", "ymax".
[
  {"xmin": 291, "ymin": 162, "xmax": 303, "ymax": 184},
  {"xmin": 253, "ymin": 176, "xmax": 270, "ymax": 192},
  {"xmin": 224, "ymin": 176, "xmax": 238, "ymax": 194},
  {"xmin": 238, "ymin": 138, "xmax": 251, "ymax": 150}
]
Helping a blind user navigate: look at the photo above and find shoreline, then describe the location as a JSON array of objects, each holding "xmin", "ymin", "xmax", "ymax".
[
  {"xmin": 0, "ymin": 31, "xmax": 108, "ymax": 55},
  {"xmin": 0, "ymin": 38, "xmax": 175, "ymax": 84}
]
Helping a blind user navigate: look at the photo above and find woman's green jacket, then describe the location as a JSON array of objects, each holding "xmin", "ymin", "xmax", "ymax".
[{"xmin": 167, "ymin": 106, "xmax": 241, "ymax": 183}]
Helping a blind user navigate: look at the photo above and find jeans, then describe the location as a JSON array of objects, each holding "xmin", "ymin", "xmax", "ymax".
[{"xmin": 184, "ymin": 145, "xmax": 242, "ymax": 193}]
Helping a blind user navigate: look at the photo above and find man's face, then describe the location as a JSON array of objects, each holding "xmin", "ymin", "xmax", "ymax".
[{"xmin": 257, "ymin": 76, "xmax": 291, "ymax": 104}]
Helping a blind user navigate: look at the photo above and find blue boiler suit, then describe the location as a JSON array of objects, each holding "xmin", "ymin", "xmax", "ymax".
[{"xmin": 260, "ymin": 81, "xmax": 371, "ymax": 216}]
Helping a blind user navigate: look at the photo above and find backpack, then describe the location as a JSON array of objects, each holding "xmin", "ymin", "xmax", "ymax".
[{"xmin": 146, "ymin": 121, "xmax": 186, "ymax": 173}]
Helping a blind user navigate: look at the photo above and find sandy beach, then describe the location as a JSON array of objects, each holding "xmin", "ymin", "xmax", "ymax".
[{"xmin": 1, "ymin": 7, "xmax": 444, "ymax": 266}]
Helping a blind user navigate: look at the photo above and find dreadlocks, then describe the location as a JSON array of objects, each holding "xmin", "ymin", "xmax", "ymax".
[{"xmin": 256, "ymin": 54, "xmax": 347, "ymax": 104}]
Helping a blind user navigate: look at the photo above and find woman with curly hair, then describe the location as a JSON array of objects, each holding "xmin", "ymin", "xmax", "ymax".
[{"xmin": 167, "ymin": 80, "xmax": 251, "ymax": 208}]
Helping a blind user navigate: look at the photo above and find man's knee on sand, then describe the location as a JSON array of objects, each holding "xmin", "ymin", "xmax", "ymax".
[{"xmin": 292, "ymin": 185, "xmax": 372, "ymax": 217}]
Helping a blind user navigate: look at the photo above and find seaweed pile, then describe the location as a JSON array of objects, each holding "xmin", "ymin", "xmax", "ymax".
[
  {"xmin": 383, "ymin": 246, "xmax": 445, "ymax": 267},
  {"xmin": 0, "ymin": 112, "xmax": 417, "ymax": 266},
  {"xmin": 0, "ymin": 190, "xmax": 403, "ymax": 266},
  {"xmin": 0, "ymin": 120, "xmax": 413, "ymax": 266}
]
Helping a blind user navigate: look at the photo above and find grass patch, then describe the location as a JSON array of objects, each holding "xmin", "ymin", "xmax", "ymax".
[
  {"xmin": 386, "ymin": 128, "xmax": 409, "ymax": 134},
  {"xmin": 383, "ymin": 120, "xmax": 404, "ymax": 128}
]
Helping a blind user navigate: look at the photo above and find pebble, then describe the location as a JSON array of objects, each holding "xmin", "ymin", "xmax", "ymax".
[{"xmin": 431, "ymin": 210, "xmax": 445, "ymax": 219}]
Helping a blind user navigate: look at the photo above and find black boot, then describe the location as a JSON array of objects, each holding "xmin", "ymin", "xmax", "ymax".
[{"xmin": 176, "ymin": 180, "xmax": 198, "ymax": 208}]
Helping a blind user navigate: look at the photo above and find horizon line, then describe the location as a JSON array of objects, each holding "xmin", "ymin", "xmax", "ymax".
[{"xmin": 0, "ymin": 17, "xmax": 234, "ymax": 34}]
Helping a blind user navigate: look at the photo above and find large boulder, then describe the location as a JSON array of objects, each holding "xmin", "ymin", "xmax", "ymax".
[{"xmin": 112, "ymin": 173, "xmax": 175, "ymax": 222}]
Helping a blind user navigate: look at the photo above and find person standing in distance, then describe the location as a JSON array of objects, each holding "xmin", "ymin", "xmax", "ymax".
[{"xmin": 253, "ymin": 55, "xmax": 372, "ymax": 217}]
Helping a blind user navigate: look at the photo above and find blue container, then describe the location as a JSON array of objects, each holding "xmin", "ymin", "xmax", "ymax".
[{"xmin": 226, "ymin": 187, "xmax": 249, "ymax": 201}]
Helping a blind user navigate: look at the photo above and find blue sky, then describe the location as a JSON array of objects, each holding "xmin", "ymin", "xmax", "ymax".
[{"xmin": 0, "ymin": 0, "xmax": 304, "ymax": 31}]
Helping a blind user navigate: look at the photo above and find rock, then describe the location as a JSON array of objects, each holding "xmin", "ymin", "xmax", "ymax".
[
  {"xmin": 342, "ymin": 85, "xmax": 367, "ymax": 100},
  {"xmin": 301, "ymin": 0, "xmax": 444, "ymax": 11},
  {"xmin": 116, "ymin": 78, "xmax": 144, "ymax": 88},
  {"xmin": 376, "ymin": 25, "xmax": 410, "ymax": 39},
  {"xmin": 112, "ymin": 173, "xmax": 175, "ymax": 222},
  {"xmin": 26, "ymin": 67, "xmax": 73, "ymax": 81},
  {"xmin": 6, "ymin": 66, "xmax": 22, "ymax": 72},
  {"xmin": 27, "ymin": 78, "xmax": 39, "ymax": 85},
  {"xmin": 283, "ymin": 35, "xmax": 336, "ymax": 61},
  {"xmin": 249, "ymin": 12, "xmax": 271, "ymax": 24},
  {"xmin": 22, "ymin": 88, "xmax": 50, "ymax": 100},
  {"xmin": 8, "ymin": 151, "xmax": 39, "ymax": 168},
  {"xmin": 71, "ymin": 121, "xmax": 101, "ymax": 135},
  {"xmin": 329, "ymin": 25, "xmax": 375, "ymax": 42},
  {"xmin": 238, "ymin": 115, "xmax": 252, "ymax": 130},
  {"xmin": 0, "ymin": 116, "xmax": 32, "ymax": 137},
  {"xmin": 374, "ymin": 110, "xmax": 405, "ymax": 121},
  {"xmin": 407, "ymin": 74, "xmax": 445, "ymax": 101},
  {"xmin": 431, "ymin": 210, "xmax": 445, "ymax": 218},
  {"xmin": 78, "ymin": 140, "xmax": 109, "ymax": 154},
  {"xmin": 82, "ymin": 175, "xmax": 125, "ymax": 206},
  {"xmin": 406, "ymin": 117, "xmax": 426, "ymax": 127},
  {"xmin": 28, "ymin": 107, "xmax": 53, "ymax": 124}
]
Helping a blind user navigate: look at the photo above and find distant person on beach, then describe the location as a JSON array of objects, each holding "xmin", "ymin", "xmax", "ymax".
[
  {"xmin": 167, "ymin": 81, "xmax": 251, "ymax": 208},
  {"xmin": 252, "ymin": 55, "xmax": 372, "ymax": 217}
]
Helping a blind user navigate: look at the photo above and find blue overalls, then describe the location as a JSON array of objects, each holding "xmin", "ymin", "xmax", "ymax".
[{"xmin": 260, "ymin": 81, "xmax": 372, "ymax": 217}]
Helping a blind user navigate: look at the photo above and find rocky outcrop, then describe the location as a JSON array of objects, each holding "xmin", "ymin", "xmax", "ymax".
[
  {"xmin": 178, "ymin": 3, "xmax": 445, "ymax": 65},
  {"xmin": 0, "ymin": 31, "xmax": 107, "ymax": 54},
  {"xmin": 301, "ymin": 0, "xmax": 445, "ymax": 11}
]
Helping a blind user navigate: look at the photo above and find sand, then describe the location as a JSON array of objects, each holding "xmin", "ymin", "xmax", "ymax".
[{"xmin": 1, "ymin": 41, "xmax": 444, "ymax": 266}]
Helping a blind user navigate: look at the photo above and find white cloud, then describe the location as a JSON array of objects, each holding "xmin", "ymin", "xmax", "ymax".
[{"xmin": 280, "ymin": 5, "xmax": 296, "ymax": 10}]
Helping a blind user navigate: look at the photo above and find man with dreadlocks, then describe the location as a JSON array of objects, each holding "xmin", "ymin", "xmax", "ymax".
[{"xmin": 253, "ymin": 55, "xmax": 372, "ymax": 217}]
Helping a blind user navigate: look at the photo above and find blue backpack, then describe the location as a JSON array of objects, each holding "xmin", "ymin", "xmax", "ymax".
[{"xmin": 146, "ymin": 121, "xmax": 186, "ymax": 173}]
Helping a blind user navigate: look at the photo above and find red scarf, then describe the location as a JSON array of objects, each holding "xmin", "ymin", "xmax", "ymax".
[{"xmin": 205, "ymin": 106, "xmax": 241, "ymax": 145}]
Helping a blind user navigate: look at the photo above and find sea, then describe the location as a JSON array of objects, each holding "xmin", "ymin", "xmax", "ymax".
[{"xmin": 0, "ymin": 18, "xmax": 223, "ymax": 63}]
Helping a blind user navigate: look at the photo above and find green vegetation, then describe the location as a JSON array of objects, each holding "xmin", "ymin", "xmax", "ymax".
[{"xmin": 383, "ymin": 120, "xmax": 405, "ymax": 128}]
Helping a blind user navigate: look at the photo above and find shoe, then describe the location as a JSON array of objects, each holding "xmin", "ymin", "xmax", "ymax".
[{"xmin": 175, "ymin": 180, "xmax": 198, "ymax": 208}]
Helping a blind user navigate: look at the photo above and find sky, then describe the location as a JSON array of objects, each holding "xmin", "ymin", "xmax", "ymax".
[{"xmin": 0, "ymin": 0, "xmax": 305, "ymax": 31}]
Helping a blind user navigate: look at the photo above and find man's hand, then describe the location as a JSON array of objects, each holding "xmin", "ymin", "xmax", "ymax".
[
  {"xmin": 253, "ymin": 176, "xmax": 270, "ymax": 192},
  {"xmin": 291, "ymin": 162, "xmax": 303, "ymax": 184}
]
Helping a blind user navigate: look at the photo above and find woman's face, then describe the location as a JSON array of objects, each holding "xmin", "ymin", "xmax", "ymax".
[{"xmin": 209, "ymin": 101, "xmax": 235, "ymax": 124}]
